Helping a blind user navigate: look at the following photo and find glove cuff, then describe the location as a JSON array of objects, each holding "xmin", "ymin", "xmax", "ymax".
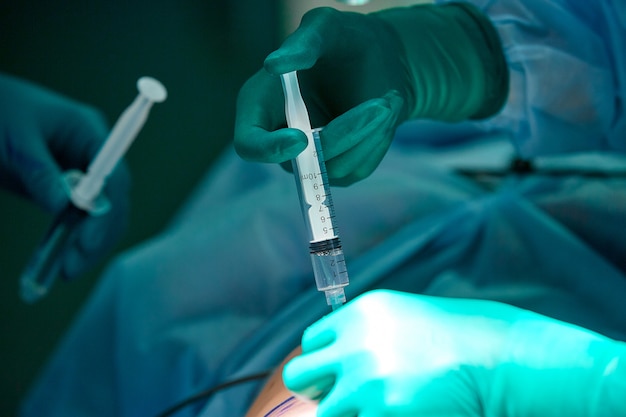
[{"xmin": 374, "ymin": 2, "xmax": 508, "ymax": 122}]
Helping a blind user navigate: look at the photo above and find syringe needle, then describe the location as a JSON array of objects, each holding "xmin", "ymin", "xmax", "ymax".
[{"xmin": 19, "ymin": 77, "xmax": 167, "ymax": 304}]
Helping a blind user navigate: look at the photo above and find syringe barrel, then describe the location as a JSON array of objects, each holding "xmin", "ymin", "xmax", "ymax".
[
  {"xmin": 292, "ymin": 128, "xmax": 338, "ymax": 242},
  {"xmin": 19, "ymin": 204, "xmax": 87, "ymax": 303},
  {"xmin": 310, "ymin": 237, "xmax": 349, "ymax": 306}
]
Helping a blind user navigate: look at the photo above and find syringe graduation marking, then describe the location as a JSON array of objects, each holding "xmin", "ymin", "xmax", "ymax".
[
  {"xmin": 296, "ymin": 128, "xmax": 340, "ymax": 242},
  {"xmin": 297, "ymin": 153, "xmax": 336, "ymax": 240}
]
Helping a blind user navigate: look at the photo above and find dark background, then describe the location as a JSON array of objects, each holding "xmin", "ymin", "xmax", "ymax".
[{"xmin": 0, "ymin": 1, "xmax": 280, "ymax": 414}]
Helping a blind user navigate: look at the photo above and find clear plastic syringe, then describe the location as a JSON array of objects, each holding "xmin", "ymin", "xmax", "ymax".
[
  {"xmin": 280, "ymin": 71, "xmax": 349, "ymax": 311},
  {"xmin": 19, "ymin": 76, "xmax": 167, "ymax": 304}
]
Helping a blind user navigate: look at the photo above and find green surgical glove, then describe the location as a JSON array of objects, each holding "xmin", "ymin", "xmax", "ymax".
[
  {"xmin": 234, "ymin": 3, "xmax": 508, "ymax": 185},
  {"xmin": 0, "ymin": 73, "xmax": 130, "ymax": 280},
  {"xmin": 283, "ymin": 290, "xmax": 626, "ymax": 417}
]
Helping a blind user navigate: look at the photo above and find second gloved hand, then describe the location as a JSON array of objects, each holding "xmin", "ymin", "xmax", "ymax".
[
  {"xmin": 234, "ymin": 3, "xmax": 508, "ymax": 186},
  {"xmin": 283, "ymin": 290, "xmax": 626, "ymax": 417},
  {"xmin": 0, "ymin": 73, "xmax": 130, "ymax": 281}
]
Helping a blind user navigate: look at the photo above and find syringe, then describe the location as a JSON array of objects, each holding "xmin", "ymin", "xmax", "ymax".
[
  {"xmin": 280, "ymin": 71, "xmax": 349, "ymax": 311},
  {"xmin": 19, "ymin": 76, "xmax": 167, "ymax": 304}
]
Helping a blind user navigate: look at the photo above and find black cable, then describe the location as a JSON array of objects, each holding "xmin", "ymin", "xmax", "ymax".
[
  {"xmin": 154, "ymin": 370, "xmax": 272, "ymax": 417},
  {"xmin": 455, "ymin": 157, "xmax": 626, "ymax": 181}
]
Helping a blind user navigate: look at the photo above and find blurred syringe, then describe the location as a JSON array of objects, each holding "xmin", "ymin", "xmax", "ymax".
[
  {"xmin": 280, "ymin": 71, "xmax": 349, "ymax": 311},
  {"xmin": 19, "ymin": 76, "xmax": 167, "ymax": 304}
]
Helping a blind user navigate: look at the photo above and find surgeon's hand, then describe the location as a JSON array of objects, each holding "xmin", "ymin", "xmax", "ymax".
[
  {"xmin": 283, "ymin": 290, "xmax": 626, "ymax": 417},
  {"xmin": 0, "ymin": 73, "xmax": 130, "ymax": 280},
  {"xmin": 235, "ymin": 3, "xmax": 508, "ymax": 186}
]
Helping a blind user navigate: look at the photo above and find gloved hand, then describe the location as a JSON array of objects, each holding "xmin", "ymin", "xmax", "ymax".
[
  {"xmin": 235, "ymin": 3, "xmax": 508, "ymax": 186},
  {"xmin": 283, "ymin": 290, "xmax": 626, "ymax": 417},
  {"xmin": 0, "ymin": 73, "xmax": 130, "ymax": 280}
]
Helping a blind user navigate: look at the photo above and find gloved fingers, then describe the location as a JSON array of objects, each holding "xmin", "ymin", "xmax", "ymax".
[
  {"xmin": 61, "ymin": 209, "xmax": 126, "ymax": 281},
  {"xmin": 234, "ymin": 70, "xmax": 308, "ymax": 163},
  {"xmin": 279, "ymin": 160, "xmax": 294, "ymax": 174},
  {"xmin": 300, "ymin": 312, "xmax": 343, "ymax": 353},
  {"xmin": 236, "ymin": 126, "xmax": 307, "ymax": 164},
  {"xmin": 264, "ymin": 8, "xmax": 341, "ymax": 75},
  {"xmin": 316, "ymin": 384, "xmax": 359, "ymax": 417},
  {"xmin": 49, "ymin": 100, "xmax": 110, "ymax": 170},
  {"xmin": 283, "ymin": 347, "xmax": 338, "ymax": 398},
  {"xmin": 321, "ymin": 90, "xmax": 403, "ymax": 160},
  {"xmin": 62, "ymin": 162, "xmax": 131, "ymax": 280},
  {"xmin": 0, "ymin": 126, "xmax": 69, "ymax": 213},
  {"xmin": 61, "ymin": 245, "xmax": 91, "ymax": 282},
  {"xmin": 327, "ymin": 142, "xmax": 389, "ymax": 187},
  {"xmin": 322, "ymin": 90, "xmax": 404, "ymax": 185},
  {"xmin": 75, "ymin": 161, "xmax": 131, "ymax": 257}
]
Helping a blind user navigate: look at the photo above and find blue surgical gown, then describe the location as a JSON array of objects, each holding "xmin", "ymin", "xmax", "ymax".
[
  {"xmin": 19, "ymin": 1, "xmax": 626, "ymax": 416},
  {"xmin": 432, "ymin": 0, "xmax": 626, "ymax": 156}
]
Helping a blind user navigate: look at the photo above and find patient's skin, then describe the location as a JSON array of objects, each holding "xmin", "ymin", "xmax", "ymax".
[{"xmin": 245, "ymin": 347, "xmax": 317, "ymax": 417}]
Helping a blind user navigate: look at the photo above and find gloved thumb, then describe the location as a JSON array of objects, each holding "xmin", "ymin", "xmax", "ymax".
[
  {"xmin": 1, "ymin": 127, "xmax": 68, "ymax": 214},
  {"xmin": 264, "ymin": 8, "xmax": 334, "ymax": 75}
]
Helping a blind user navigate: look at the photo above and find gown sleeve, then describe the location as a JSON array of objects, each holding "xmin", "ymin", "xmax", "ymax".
[{"xmin": 435, "ymin": 0, "xmax": 626, "ymax": 157}]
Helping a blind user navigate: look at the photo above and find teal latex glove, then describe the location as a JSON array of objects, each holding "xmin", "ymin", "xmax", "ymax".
[
  {"xmin": 0, "ymin": 73, "xmax": 130, "ymax": 280},
  {"xmin": 234, "ymin": 3, "xmax": 507, "ymax": 186},
  {"xmin": 283, "ymin": 290, "xmax": 626, "ymax": 417}
]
